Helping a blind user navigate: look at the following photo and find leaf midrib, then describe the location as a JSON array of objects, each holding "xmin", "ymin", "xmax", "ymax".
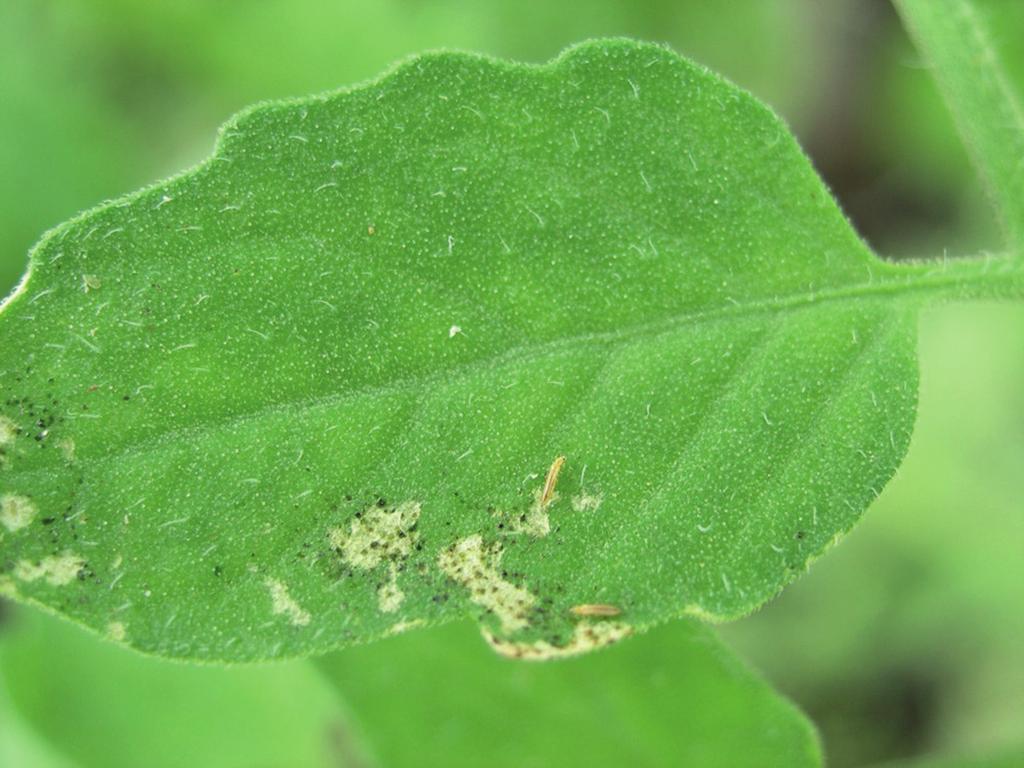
[{"xmin": 4, "ymin": 254, "xmax": 1012, "ymax": 482}]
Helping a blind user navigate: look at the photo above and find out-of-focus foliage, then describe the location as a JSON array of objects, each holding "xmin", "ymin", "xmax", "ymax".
[
  {"xmin": 0, "ymin": 608, "xmax": 821, "ymax": 768},
  {"xmin": 873, "ymin": 745, "xmax": 1024, "ymax": 768},
  {"xmin": 897, "ymin": 0, "xmax": 1024, "ymax": 248},
  {"xmin": 317, "ymin": 618, "xmax": 822, "ymax": 768},
  {"xmin": 0, "ymin": 608, "xmax": 362, "ymax": 768},
  {"xmin": 861, "ymin": 23, "xmax": 999, "ymax": 257}
]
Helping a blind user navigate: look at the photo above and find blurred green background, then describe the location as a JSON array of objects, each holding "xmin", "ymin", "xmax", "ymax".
[{"xmin": 1, "ymin": 1, "xmax": 1021, "ymax": 766}]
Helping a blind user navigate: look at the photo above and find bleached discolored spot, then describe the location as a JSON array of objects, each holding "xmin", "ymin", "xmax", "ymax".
[
  {"xmin": 1, "ymin": 494, "xmax": 37, "ymax": 532},
  {"xmin": 14, "ymin": 551, "xmax": 86, "ymax": 586},
  {"xmin": 328, "ymin": 500, "xmax": 421, "ymax": 569},
  {"xmin": 0, "ymin": 575, "xmax": 17, "ymax": 596},
  {"xmin": 386, "ymin": 618, "xmax": 426, "ymax": 636},
  {"xmin": 57, "ymin": 437, "xmax": 76, "ymax": 462},
  {"xmin": 377, "ymin": 564, "xmax": 405, "ymax": 613},
  {"xmin": 483, "ymin": 620, "xmax": 633, "ymax": 661},
  {"xmin": 681, "ymin": 603, "xmax": 725, "ymax": 622},
  {"xmin": 571, "ymin": 491, "xmax": 603, "ymax": 512},
  {"xmin": 107, "ymin": 621, "xmax": 127, "ymax": 642},
  {"xmin": 510, "ymin": 507, "xmax": 549, "ymax": 537},
  {"xmin": 0, "ymin": 416, "xmax": 16, "ymax": 447},
  {"xmin": 264, "ymin": 578, "xmax": 311, "ymax": 626},
  {"xmin": 495, "ymin": 492, "xmax": 551, "ymax": 538},
  {"xmin": 329, "ymin": 500, "xmax": 421, "ymax": 614},
  {"xmin": 438, "ymin": 535, "xmax": 536, "ymax": 634}
]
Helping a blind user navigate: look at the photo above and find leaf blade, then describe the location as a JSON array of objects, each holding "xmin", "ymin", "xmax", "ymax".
[
  {"xmin": 316, "ymin": 618, "xmax": 822, "ymax": 768},
  {"xmin": 1, "ymin": 603, "xmax": 821, "ymax": 768},
  {"xmin": 0, "ymin": 39, "xmax": 1011, "ymax": 660},
  {"xmin": 0, "ymin": 606, "xmax": 365, "ymax": 768}
]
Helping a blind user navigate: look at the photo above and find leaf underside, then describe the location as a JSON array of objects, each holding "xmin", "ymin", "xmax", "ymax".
[{"xmin": 0, "ymin": 39, "xmax": 1003, "ymax": 661}]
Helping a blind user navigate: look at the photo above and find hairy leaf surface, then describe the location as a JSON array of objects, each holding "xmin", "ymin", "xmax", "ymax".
[{"xmin": 0, "ymin": 39, "xmax": 1019, "ymax": 660}]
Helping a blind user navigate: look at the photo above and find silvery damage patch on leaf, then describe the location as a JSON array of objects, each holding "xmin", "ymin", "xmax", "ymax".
[
  {"xmin": 265, "ymin": 578, "xmax": 311, "ymax": 627},
  {"xmin": 329, "ymin": 500, "xmax": 421, "ymax": 614},
  {"xmin": 13, "ymin": 552, "xmax": 87, "ymax": 587},
  {"xmin": 1, "ymin": 493, "xmax": 37, "ymax": 533},
  {"xmin": 437, "ymin": 458, "xmax": 631, "ymax": 659}
]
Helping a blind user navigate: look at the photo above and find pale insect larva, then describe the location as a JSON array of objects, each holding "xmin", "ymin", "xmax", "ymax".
[{"xmin": 540, "ymin": 455, "xmax": 566, "ymax": 509}]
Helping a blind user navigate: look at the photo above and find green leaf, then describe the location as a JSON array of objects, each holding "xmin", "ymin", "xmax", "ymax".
[
  {"xmin": 0, "ymin": 684, "xmax": 78, "ymax": 768},
  {"xmin": 318, "ymin": 617, "xmax": 822, "ymax": 768},
  {"xmin": 0, "ymin": 603, "xmax": 822, "ymax": 768},
  {"xmin": 895, "ymin": 0, "xmax": 1024, "ymax": 248},
  {"xmin": 0, "ymin": 39, "xmax": 1020, "ymax": 661},
  {"xmin": 0, "ymin": 605, "xmax": 366, "ymax": 768}
]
